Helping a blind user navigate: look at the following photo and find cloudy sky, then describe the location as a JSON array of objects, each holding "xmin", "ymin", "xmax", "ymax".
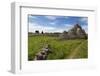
[{"xmin": 28, "ymin": 15, "xmax": 88, "ymax": 33}]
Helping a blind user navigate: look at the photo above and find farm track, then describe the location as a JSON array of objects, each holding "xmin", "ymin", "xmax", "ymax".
[{"xmin": 67, "ymin": 41, "xmax": 85, "ymax": 59}]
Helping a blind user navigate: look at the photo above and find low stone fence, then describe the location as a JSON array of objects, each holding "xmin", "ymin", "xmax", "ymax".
[{"xmin": 34, "ymin": 44, "xmax": 52, "ymax": 60}]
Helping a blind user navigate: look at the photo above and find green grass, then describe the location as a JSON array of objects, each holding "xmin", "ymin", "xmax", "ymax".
[
  {"xmin": 71, "ymin": 40, "xmax": 88, "ymax": 58},
  {"xmin": 28, "ymin": 35, "xmax": 88, "ymax": 60}
]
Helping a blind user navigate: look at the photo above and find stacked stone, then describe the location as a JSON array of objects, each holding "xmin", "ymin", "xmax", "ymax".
[
  {"xmin": 59, "ymin": 24, "xmax": 87, "ymax": 39},
  {"xmin": 34, "ymin": 44, "xmax": 52, "ymax": 60}
]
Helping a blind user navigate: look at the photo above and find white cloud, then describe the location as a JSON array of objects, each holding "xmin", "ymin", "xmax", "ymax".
[
  {"xmin": 49, "ymin": 22, "xmax": 56, "ymax": 25},
  {"xmin": 45, "ymin": 16, "xmax": 57, "ymax": 20},
  {"xmin": 29, "ymin": 23, "xmax": 53, "ymax": 33},
  {"xmin": 80, "ymin": 17, "xmax": 88, "ymax": 22},
  {"xmin": 29, "ymin": 23, "xmax": 72, "ymax": 33},
  {"xmin": 64, "ymin": 24, "xmax": 74, "ymax": 31},
  {"xmin": 29, "ymin": 23, "xmax": 63, "ymax": 33},
  {"xmin": 29, "ymin": 22, "xmax": 83, "ymax": 33},
  {"xmin": 81, "ymin": 25, "xmax": 88, "ymax": 34}
]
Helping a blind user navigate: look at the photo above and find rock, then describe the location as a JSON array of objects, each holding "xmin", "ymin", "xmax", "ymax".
[
  {"xmin": 59, "ymin": 24, "xmax": 87, "ymax": 39},
  {"xmin": 34, "ymin": 44, "xmax": 52, "ymax": 60},
  {"xmin": 34, "ymin": 51, "xmax": 47, "ymax": 60},
  {"xmin": 59, "ymin": 31, "xmax": 69, "ymax": 39}
]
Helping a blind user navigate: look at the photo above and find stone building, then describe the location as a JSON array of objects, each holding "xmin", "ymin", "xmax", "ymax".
[{"xmin": 59, "ymin": 24, "xmax": 87, "ymax": 39}]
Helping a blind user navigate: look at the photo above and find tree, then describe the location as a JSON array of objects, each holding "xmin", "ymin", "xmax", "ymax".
[
  {"xmin": 41, "ymin": 31, "xmax": 44, "ymax": 34},
  {"xmin": 63, "ymin": 31, "xmax": 67, "ymax": 34},
  {"xmin": 35, "ymin": 30, "xmax": 39, "ymax": 34}
]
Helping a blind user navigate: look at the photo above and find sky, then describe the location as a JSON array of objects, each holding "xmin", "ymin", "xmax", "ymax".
[{"xmin": 28, "ymin": 15, "xmax": 88, "ymax": 33}]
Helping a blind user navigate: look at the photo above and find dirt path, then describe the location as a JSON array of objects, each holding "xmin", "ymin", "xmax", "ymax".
[{"xmin": 67, "ymin": 41, "xmax": 85, "ymax": 59}]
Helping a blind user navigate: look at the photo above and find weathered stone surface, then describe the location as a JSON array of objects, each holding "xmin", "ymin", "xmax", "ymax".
[
  {"xmin": 59, "ymin": 24, "xmax": 87, "ymax": 39},
  {"xmin": 34, "ymin": 44, "xmax": 52, "ymax": 60}
]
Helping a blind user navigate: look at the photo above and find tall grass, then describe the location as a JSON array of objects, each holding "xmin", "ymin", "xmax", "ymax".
[{"xmin": 28, "ymin": 35, "xmax": 88, "ymax": 60}]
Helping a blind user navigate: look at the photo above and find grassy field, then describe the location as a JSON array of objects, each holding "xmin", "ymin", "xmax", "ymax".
[{"xmin": 28, "ymin": 35, "xmax": 88, "ymax": 60}]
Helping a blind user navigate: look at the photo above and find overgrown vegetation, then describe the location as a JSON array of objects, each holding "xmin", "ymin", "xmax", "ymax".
[{"xmin": 28, "ymin": 35, "xmax": 88, "ymax": 60}]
